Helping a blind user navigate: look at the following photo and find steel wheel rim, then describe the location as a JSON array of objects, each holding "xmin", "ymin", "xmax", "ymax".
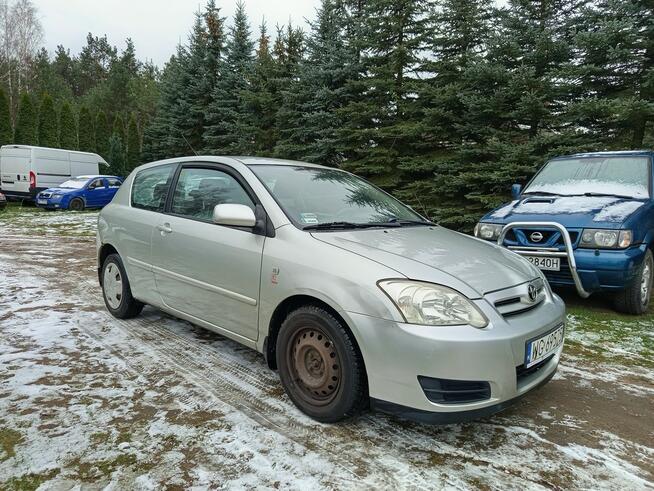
[
  {"xmin": 641, "ymin": 257, "xmax": 652, "ymax": 305},
  {"xmin": 103, "ymin": 262, "xmax": 123, "ymax": 309},
  {"xmin": 287, "ymin": 327, "xmax": 340, "ymax": 406}
]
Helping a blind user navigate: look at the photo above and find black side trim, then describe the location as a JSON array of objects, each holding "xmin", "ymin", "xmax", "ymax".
[
  {"xmin": 371, "ymin": 369, "xmax": 556, "ymax": 425},
  {"xmin": 38, "ymin": 172, "xmax": 71, "ymax": 177}
]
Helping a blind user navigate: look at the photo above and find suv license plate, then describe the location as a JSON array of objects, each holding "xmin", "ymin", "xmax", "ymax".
[
  {"xmin": 525, "ymin": 255, "xmax": 560, "ymax": 271},
  {"xmin": 525, "ymin": 325, "xmax": 564, "ymax": 368}
]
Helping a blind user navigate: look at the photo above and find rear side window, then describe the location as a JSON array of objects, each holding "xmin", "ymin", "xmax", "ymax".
[
  {"xmin": 131, "ymin": 164, "xmax": 175, "ymax": 211},
  {"xmin": 107, "ymin": 178, "xmax": 121, "ymax": 188},
  {"xmin": 171, "ymin": 167, "xmax": 255, "ymax": 221}
]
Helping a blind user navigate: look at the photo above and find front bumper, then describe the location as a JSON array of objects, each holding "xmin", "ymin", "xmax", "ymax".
[{"xmin": 346, "ymin": 293, "xmax": 565, "ymax": 423}]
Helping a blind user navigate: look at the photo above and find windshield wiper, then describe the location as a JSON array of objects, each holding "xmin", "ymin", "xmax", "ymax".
[
  {"xmin": 522, "ymin": 191, "xmax": 569, "ymax": 197},
  {"xmin": 384, "ymin": 218, "xmax": 435, "ymax": 226},
  {"xmin": 302, "ymin": 221, "xmax": 377, "ymax": 231},
  {"xmin": 581, "ymin": 192, "xmax": 636, "ymax": 199}
]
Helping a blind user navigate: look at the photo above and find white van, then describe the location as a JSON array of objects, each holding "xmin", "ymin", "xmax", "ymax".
[{"xmin": 0, "ymin": 145, "xmax": 108, "ymax": 200}]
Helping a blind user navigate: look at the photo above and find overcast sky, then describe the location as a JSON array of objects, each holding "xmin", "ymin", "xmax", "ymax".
[{"xmin": 34, "ymin": 0, "xmax": 321, "ymax": 67}]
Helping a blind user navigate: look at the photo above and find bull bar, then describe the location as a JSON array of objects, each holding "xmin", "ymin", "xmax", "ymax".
[{"xmin": 497, "ymin": 221, "xmax": 590, "ymax": 298}]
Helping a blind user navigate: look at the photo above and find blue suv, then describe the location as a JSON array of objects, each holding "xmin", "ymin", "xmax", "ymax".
[
  {"xmin": 36, "ymin": 175, "xmax": 123, "ymax": 211},
  {"xmin": 475, "ymin": 151, "xmax": 654, "ymax": 314}
]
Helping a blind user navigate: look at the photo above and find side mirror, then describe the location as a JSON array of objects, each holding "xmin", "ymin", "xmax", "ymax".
[
  {"xmin": 511, "ymin": 183, "xmax": 522, "ymax": 200},
  {"xmin": 213, "ymin": 204, "xmax": 257, "ymax": 227}
]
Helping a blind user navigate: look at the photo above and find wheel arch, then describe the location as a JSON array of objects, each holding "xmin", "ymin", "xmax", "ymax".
[
  {"xmin": 264, "ymin": 294, "xmax": 367, "ymax": 381},
  {"xmin": 97, "ymin": 243, "xmax": 119, "ymax": 285}
]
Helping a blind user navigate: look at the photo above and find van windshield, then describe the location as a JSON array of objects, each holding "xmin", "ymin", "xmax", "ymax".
[
  {"xmin": 59, "ymin": 178, "xmax": 88, "ymax": 189},
  {"xmin": 250, "ymin": 165, "xmax": 429, "ymax": 229},
  {"xmin": 524, "ymin": 156, "xmax": 650, "ymax": 199}
]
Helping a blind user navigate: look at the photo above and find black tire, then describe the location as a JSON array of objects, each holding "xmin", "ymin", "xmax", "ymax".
[
  {"xmin": 276, "ymin": 305, "xmax": 368, "ymax": 423},
  {"xmin": 101, "ymin": 253, "xmax": 144, "ymax": 319},
  {"xmin": 69, "ymin": 198, "xmax": 84, "ymax": 211},
  {"xmin": 614, "ymin": 249, "xmax": 653, "ymax": 315}
]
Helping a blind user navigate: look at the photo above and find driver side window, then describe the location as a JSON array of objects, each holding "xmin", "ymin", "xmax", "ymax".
[
  {"xmin": 171, "ymin": 167, "xmax": 255, "ymax": 222},
  {"xmin": 89, "ymin": 179, "xmax": 104, "ymax": 189}
]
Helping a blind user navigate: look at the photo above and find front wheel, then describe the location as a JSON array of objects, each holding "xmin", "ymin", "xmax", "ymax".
[
  {"xmin": 101, "ymin": 253, "xmax": 144, "ymax": 319},
  {"xmin": 69, "ymin": 198, "xmax": 84, "ymax": 211},
  {"xmin": 276, "ymin": 306, "xmax": 368, "ymax": 423},
  {"xmin": 614, "ymin": 250, "xmax": 653, "ymax": 315}
]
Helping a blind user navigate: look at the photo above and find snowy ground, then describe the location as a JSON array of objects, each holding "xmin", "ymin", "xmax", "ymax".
[{"xmin": 0, "ymin": 205, "xmax": 652, "ymax": 490}]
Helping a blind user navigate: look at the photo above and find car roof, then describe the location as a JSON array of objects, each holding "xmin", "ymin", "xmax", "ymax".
[
  {"xmin": 552, "ymin": 150, "xmax": 654, "ymax": 160},
  {"xmin": 75, "ymin": 175, "xmax": 122, "ymax": 179},
  {"xmin": 231, "ymin": 156, "xmax": 329, "ymax": 169}
]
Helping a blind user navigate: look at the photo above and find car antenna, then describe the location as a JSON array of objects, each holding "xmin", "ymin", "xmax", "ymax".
[{"xmin": 182, "ymin": 134, "xmax": 198, "ymax": 156}]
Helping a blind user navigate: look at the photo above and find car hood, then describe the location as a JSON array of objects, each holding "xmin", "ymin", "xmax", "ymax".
[
  {"xmin": 43, "ymin": 187, "xmax": 78, "ymax": 195},
  {"xmin": 311, "ymin": 226, "xmax": 538, "ymax": 297},
  {"xmin": 485, "ymin": 195, "xmax": 647, "ymax": 228}
]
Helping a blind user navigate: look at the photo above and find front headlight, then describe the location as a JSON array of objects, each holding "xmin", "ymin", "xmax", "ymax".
[
  {"xmin": 52, "ymin": 193, "xmax": 61, "ymax": 198},
  {"xmin": 378, "ymin": 280, "xmax": 488, "ymax": 328},
  {"xmin": 474, "ymin": 222, "xmax": 503, "ymax": 241},
  {"xmin": 580, "ymin": 229, "xmax": 632, "ymax": 249}
]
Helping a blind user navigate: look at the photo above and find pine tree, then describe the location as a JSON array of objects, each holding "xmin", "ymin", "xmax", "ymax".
[
  {"xmin": 204, "ymin": 1, "xmax": 255, "ymax": 154},
  {"xmin": 126, "ymin": 113, "xmax": 140, "ymax": 171},
  {"xmin": 0, "ymin": 88, "xmax": 11, "ymax": 145},
  {"xmin": 14, "ymin": 93, "xmax": 38, "ymax": 145},
  {"xmin": 95, "ymin": 110, "xmax": 111, "ymax": 159},
  {"xmin": 38, "ymin": 93, "xmax": 59, "ymax": 148},
  {"xmin": 107, "ymin": 134, "xmax": 126, "ymax": 176},
  {"xmin": 58, "ymin": 102, "xmax": 78, "ymax": 150},
  {"xmin": 78, "ymin": 105, "xmax": 95, "ymax": 152}
]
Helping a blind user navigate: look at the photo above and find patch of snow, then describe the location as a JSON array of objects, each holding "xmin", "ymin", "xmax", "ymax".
[
  {"xmin": 525, "ymin": 180, "xmax": 648, "ymax": 199},
  {"xmin": 593, "ymin": 201, "xmax": 645, "ymax": 222},
  {"xmin": 510, "ymin": 196, "xmax": 620, "ymax": 215},
  {"xmin": 490, "ymin": 201, "xmax": 518, "ymax": 219}
]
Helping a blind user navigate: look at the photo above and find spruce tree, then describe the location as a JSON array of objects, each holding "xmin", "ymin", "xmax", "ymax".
[
  {"xmin": 204, "ymin": 1, "xmax": 254, "ymax": 154},
  {"xmin": 337, "ymin": 0, "xmax": 429, "ymax": 188},
  {"xmin": 38, "ymin": 93, "xmax": 59, "ymax": 148},
  {"xmin": 0, "ymin": 88, "xmax": 11, "ymax": 145},
  {"xmin": 14, "ymin": 93, "xmax": 38, "ymax": 145},
  {"xmin": 78, "ymin": 105, "xmax": 95, "ymax": 152},
  {"xmin": 107, "ymin": 134, "xmax": 126, "ymax": 177},
  {"xmin": 275, "ymin": 0, "xmax": 355, "ymax": 165},
  {"xmin": 58, "ymin": 102, "xmax": 78, "ymax": 150},
  {"xmin": 126, "ymin": 113, "xmax": 140, "ymax": 171},
  {"xmin": 95, "ymin": 110, "xmax": 111, "ymax": 159}
]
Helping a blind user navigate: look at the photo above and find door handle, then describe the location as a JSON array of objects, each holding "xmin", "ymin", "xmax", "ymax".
[{"xmin": 157, "ymin": 223, "xmax": 172, "ymax": 234}]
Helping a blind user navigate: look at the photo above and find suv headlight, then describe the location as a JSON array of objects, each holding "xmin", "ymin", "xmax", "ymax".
[
  {"xmin": 580, "ymin": 229, "xmax": 632, "ymax": 249},
  {"xmin": 474, "ymin": 222, "xmax": 503, "ymax": 241},
  {"xmin": 378, "ymin": 280, "xmax": 488, "ymax": 328}
]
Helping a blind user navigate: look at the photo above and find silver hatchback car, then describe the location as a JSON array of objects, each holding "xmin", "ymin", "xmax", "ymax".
[{"xmin": 97, "ymin": 157, "xmax": 566, "ymax": 423}]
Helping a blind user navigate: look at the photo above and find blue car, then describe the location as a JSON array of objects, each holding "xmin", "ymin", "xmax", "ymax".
[
  {"xmin": 474, "ymin": 150, "xmax": 654, "ymax": 314},
  {"xmin": 36, "ymin": 175, "xmax": 123, "ymax": 211}
]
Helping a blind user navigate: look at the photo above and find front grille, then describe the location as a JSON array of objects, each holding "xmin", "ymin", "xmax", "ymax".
[
  {"xmin": 418, "ymin": 376, "xmax": 491, "ymax": 404},
  {"xmin": 516, "ymin": 354, "xmax": 554, "ymax": 382},
  {"xmin": 504, "ymin": 229, "xmax": 579, "ymax": 248},
  {"xmin": 543, "ymin": 258, "xmax": 574, "ymax": 284}
]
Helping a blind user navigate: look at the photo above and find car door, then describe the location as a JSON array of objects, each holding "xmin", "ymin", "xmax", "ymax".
[
  {"xmin": 150, "ymin": 164, "xmax": 265, "ymax": 342},
  {"xmin": 85, "ymin": 178, "xmax": 107, "ymax": 207},
  {"xmin": 105, "ymin": 177, "xmax": 122, "ymax": 205}
]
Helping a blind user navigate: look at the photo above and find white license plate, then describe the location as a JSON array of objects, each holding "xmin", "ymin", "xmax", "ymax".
[
  {"xmin": 525, "ymin": 255, "xmax": 560, "ymax": 271},
  {"xmin": 37, "ymin": 199, "xmax": 47, "ymax": 205},
  {"xmin": 525, "ymin": 325, "xmax": 565, "ymax": 368}
]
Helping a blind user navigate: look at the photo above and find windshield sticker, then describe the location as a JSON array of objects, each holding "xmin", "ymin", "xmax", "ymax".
[{"xmin": 300, "ymin": 213, "xmax": 319, "ymax": 224}]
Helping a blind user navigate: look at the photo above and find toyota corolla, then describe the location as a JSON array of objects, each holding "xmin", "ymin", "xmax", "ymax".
[{"xmin": 97, "ymin": 157, "xmax": 566, "ymax": 423}]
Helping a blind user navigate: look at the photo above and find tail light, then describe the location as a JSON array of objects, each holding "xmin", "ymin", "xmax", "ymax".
[{"xmin": 29, "ymin": 171, "xmax": 36, "ymax": 189}]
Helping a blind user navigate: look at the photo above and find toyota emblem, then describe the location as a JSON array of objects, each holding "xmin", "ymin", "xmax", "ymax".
[
  {"xmin": 528, "ymin": 283, "xmax": 538, "ymax": 302},
  {"xmin": 530, "ymin": 231, "xmax": 544, "ymax": 243}
]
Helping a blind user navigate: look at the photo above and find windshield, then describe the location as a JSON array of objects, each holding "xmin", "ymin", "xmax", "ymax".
[
  {"xmin": 250, "ymin": 165, "xmax": 428, "ymax": 228},
  {"xmin": 58, "ymin": 178, "xmax": 89, "ymax": 189},
  {"xmin": 524, "ymin": 157, "xmax": 650, "ymax": 199}
]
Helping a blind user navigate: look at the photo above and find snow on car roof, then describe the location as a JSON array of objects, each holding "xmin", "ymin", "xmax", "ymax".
[{"xmin": 554, "ymin": 150, "xmax": 653, "ymax": 159}]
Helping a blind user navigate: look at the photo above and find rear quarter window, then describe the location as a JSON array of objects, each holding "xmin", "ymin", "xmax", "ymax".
[{"xmin": 131, "ymin": 164, "xmax": 175, "ymax": 212}]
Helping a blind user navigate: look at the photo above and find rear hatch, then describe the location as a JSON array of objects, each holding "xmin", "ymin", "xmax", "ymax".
[{"xmin": 0, "ymin": 146, "xmax": 31, "ymax": 195}]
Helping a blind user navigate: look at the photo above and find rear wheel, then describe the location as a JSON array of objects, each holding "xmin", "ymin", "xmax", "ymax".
[
  {"xmin": 101, "ymin": 253, "xmax": 144, "ymax": 319},
  {"xmin": 69, "ymin": 198, "xmax": 84, "ymax": 211},
  {"xmin": 614, "ymin": 249, "xmax": 653, "ymax": 315},
  {"xmin": 276, "ymin": 305, "xmax": 367, "ymax": 423}
]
